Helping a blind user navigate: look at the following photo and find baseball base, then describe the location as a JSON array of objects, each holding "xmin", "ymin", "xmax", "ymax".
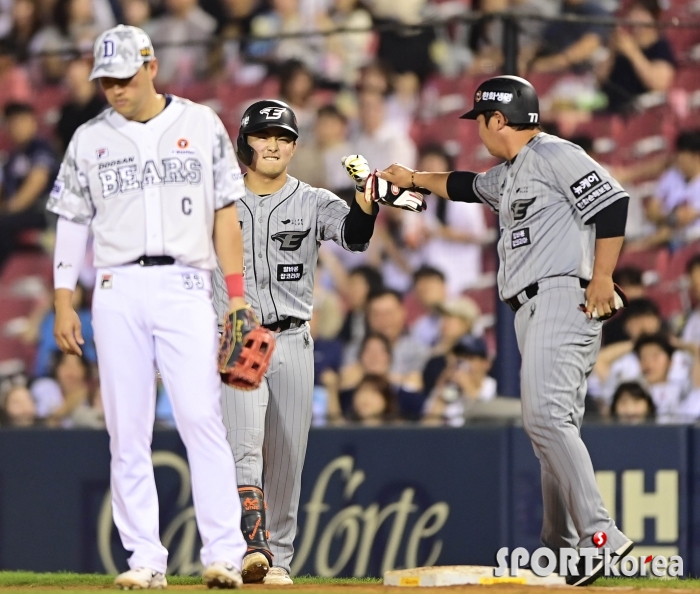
[{"xmin": 383, "ymin": 566, "xmax": 567, "ymax": 587}]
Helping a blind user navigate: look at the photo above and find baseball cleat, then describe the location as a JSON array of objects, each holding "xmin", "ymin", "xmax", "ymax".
[
  {"xmin": 242, "ymin": 551, "xmax": 270, "ymax": 583},
  {"xmin": 567, "ymin": 539, "xmax": 634, "ymax": 586},
  {"xmin": 262, "ymin": 567, "xmax": 293, "ymax": 585},
  {"xmin": 202, "ymin": 561, "xmax": 242, "ymax": 589},
  {"xmin": 114, "ymin": 568, "xmax": 167, "ymax": 590}
]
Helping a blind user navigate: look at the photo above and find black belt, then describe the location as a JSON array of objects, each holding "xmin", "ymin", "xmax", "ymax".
[
  {"xmin": 131, "ymin": 256, "xmax": 175, "ymax": 266},
  {"xmin": 262, "ymin": 316, "xmax": 306, "ymax": 332},
  {"xmin": 506, "ymin": 277, "xmax": 589, "ymax": 313}
]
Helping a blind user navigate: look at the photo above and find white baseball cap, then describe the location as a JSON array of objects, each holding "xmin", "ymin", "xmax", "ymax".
[{"xmin": 89, "ymin": 25, "xmax": 155, "ymax": 81}]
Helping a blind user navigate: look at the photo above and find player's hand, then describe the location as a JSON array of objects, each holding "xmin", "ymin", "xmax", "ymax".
[
  {"xmin": 54, "ymin": 304, "xmax": 84, "ymax": 356},
  {"xmin": 342, "ymin": 155, "xmax": 371, "ymax": 194},
  {"xmin": 583, "ymin": 275, "xmax": 615, "ymax": 320},
  {"xmin": 376, "ymin": 163, "xmax": 415, "ymax": 189}
]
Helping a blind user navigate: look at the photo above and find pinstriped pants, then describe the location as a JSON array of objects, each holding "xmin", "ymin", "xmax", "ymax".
[
  {"xmin": 514, "ymin": 277, "xmax": 627, "ymax": 551},
  {"xmin": 221, "ymin": 323, "xmax": 314, "ymax": 574}
]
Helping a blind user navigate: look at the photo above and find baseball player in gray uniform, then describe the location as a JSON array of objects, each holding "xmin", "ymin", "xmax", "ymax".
[
  {"xmin": 379, "ymin": 76, "xmax": 634, "ymax": 585},
  {"xmin": 212, "ymin": 100, "xmax": 386, "ymax": 585},
  {"xmin": 49, "ymin": 26, "xmax": 248, "ymax": 589}
]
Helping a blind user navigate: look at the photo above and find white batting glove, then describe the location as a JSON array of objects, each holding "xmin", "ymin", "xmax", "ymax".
[{"xmin": 342, "ymin": 154, "xmax": 370, "ymax": 192}]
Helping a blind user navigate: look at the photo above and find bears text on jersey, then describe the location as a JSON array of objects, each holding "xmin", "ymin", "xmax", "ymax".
[{"xmin": 98, "ymin": 157, "xmax": 202, "ymax": 198}]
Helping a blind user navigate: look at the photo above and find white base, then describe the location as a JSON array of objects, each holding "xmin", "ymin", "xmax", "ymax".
[{"xmin": 383, "ymin": 565, "xmax": 568, "ymax": 587}]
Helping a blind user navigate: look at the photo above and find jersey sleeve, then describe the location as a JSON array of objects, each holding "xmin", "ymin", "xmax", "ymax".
[
  {"xmin": 473, "ymin": 163, "xmax": 505, "ymax": 213},
  {"xmin": 46, "ymin": 133, "xmax": 94, "ymax": 225},
  {"xmin": 541, "ymin": 141, "xmax": 628, "ymax": 223},
  {"xmin": 316, "ymin": 188, "xmax": 366, "ymax": 252},
  {"xmin": 211, "ymin": 110, "xmax": 245, "ymax": 210}
]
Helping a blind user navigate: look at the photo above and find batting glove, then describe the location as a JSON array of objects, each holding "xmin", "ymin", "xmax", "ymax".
[
  {"xmin": 365, "ymin": 170, "xmax": 427, "ymax": 213},
  {"xmin": 342, "ymin": 154, "xmax": 370, "ymax": 192}
]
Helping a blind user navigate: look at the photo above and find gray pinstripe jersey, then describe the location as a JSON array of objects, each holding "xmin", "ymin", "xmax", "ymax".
[
  {"xmin": 471, "ymin": 133, "xmax": 628, "ymax": 300},
  {"xmin": 213, "ymin": 175, "xmax": 367, "ymax": 323}
]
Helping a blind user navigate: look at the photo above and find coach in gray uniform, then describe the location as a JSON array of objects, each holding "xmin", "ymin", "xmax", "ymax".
[
  {"xmin": 213, "ymin": 100, "xmax": 377, "ymax": 585},
  {"xmin": 379, "ymin": 76, "xmax": 633, "ymax": 586}
]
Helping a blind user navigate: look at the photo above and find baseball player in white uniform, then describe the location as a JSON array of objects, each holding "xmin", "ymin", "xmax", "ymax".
[
  {"xmin": 379, "ymin": 76, "xmax": 634, "ymax": 585},
  {"xmin": 49, "ymin": 26, "xmax": 248, "ymax": 589},
  {"xmin": 210, "ymin": 100, "xmax": 400, "ymax": 585}
]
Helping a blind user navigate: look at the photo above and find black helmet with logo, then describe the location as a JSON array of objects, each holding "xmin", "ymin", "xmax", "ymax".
[
  {"xmin": 460, "ymin": 75, "xmax": 539, "ymax": 126},
  {"xmin": 236, "ymin": 99, "xmax": 299, "ymax": 166}
]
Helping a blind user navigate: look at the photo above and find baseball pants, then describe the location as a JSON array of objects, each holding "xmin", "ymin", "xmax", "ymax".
[
  {"xmin": 221, "ymin": 323, "xmax": 314, "ymax": 574},
  {"xmin": 514, "ymin": 276, "xmax": 628, "ymax": 552},
  {"xmin": 92, "ymin": 263, "xmax": 247, "ymax": 573}
]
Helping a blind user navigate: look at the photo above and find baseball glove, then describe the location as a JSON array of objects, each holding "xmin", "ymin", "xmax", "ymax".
[
  {"xmin": 365, "ymin": 170, "xmax": 427, "ymax": 213},
  {"xmin": 218, "ymin": 307, "xmax": 275, "ymax": 390}
]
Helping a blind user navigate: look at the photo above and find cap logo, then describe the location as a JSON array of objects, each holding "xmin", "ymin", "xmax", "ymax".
[
  {"xmin": 260, "ymin": 106, "xmax": 287, "ymax": 120},
  {"xmin": 475, "ymin": 90, "xmax": 482, "ymax": 102},
  {"xmin": 241, "ymin": 115, "xmax": 249, "ymax": 126},
  {"xmin": 140, "ymin": 47, "xmax": 151, "ymax": 58},
  {"xmin": 479, "ymin": 91, "xmax": 513, "ymax": 103},
  {"xmin": 103, "ymin": 39, "xmax": 115, "ymax": 58}
]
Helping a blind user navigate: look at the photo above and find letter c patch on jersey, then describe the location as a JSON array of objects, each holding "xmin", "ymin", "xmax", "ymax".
[
  {"xmin": 510, "ymin": 197, "xmax": 535, "ymax": 221},
  {"xmin": 271, "ymin": 229, "xmax": 311, "ymax": 251}
]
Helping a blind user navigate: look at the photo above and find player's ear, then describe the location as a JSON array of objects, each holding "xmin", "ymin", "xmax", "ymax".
[{"xmin": 147, "ymin": 59, "xmax": 158, "ymax": 81}]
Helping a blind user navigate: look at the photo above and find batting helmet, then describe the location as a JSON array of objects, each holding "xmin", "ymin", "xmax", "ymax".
[
  {"xmin": 236, "ymin": 99, "xmax": 299, "ymax": 166},
  {"xmin": 460, "ymin": 75, "xmax": 539, "ymax": 126}
]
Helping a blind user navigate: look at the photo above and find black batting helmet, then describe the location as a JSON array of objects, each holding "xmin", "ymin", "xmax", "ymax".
[
  {"xmin": 236, "ymin": 99, "xmax": 299, "ymax": 166},
  {"xmin": 461, "ymin": 75, "xmax": 539, "ymax": 126}
]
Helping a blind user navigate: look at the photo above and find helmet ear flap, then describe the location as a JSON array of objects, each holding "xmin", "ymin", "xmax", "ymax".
[{"xmin": 236, "ymin": 132, "xmax": 254, "ymax": 167}]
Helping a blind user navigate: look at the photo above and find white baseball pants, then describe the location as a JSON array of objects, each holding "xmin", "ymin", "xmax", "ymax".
[{"xmin": 92, "ymin": 263, "xmax": 246, "ymax": 573}]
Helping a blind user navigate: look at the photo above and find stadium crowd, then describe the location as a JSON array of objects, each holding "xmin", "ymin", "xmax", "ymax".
[{"xmin": 1, "ymin": 0, "xmax": 700, "ymax": 428}]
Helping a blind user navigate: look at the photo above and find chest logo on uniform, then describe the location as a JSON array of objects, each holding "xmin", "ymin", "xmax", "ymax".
[
  {"xmin": 97, "ymin": 157, "xmax": 202, "ymax": 199},
  {"xmin": 271, "ymin": 229, "xmax": 311, "ymax": 251},
  {"xmin": 510, "ymin": 197, "xmax": 535, "ymax": 221}
]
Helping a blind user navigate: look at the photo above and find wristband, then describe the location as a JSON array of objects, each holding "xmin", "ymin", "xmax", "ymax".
[{"xmin": 225, "ymin": 273, "xmax": 244, "ymax": 298}]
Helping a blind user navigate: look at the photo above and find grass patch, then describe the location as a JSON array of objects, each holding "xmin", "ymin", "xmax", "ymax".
[{"xmin": 596, "ymin": 577, "xmax": 700, "ymax": 588}]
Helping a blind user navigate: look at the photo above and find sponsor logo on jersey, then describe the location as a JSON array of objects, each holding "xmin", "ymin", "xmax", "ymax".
[
  {"xmin": 100, "ymin": 274, "xmax": 113, "ymax": 289},
  {"xmin": 511, "ymin": 227, "xmax": 531, "ymax": 249},
  {"xmin": 50, "ymin": 179, "xmax": 64, "ymax": 200},
  {"xmin": 277, "ymin": 263, "xmax": 304, "ymax": 281},
  {"xmin": 475, "ymin": 90, "xmax": 513, "ymax": 103},
  {"xmin": 96, "ymin": 148, "xmax": 109, "ymax": 159},
  {"xmin": 98, "ymin": 158, "xmax": 202, "ymax": 198},
  {"xmin": 570, "ymin": 171, "xmax": 602, "ymax": 197},
  {"xmin": 260, "ymin": 106, "xmax": 287, "ymax": 120},
  {"xmin": 271, "ymin": 229, "xmax": 311, "ymax": 251},
  {"xmin": 575, "ymin": 182, "xmax": 612, "ymax": 211},
  {"xmin": 177, "ymin": 138, "xmax": 189, "ymax": 149},
  {"xmin": 56, "ymin": 261, "xmax": 72, "ymax": 269},
  {"xmin": 510, "ymin": 197, "xmax": 535, "ymax": 221},
  {"xmin": 281, "ymin": 217, "xmax": 303, "ymax": 225},
  {"xmin": 99, "ymin": 156, "xmax": 135, "ymax": 170}
]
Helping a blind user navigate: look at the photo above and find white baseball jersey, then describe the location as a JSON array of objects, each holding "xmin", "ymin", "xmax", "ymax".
[{"xmin": 47, "ymin": 95, "xmax": 245, "ymax": 270}]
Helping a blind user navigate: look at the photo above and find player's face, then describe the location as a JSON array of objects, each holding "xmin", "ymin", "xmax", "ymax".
[
  {"xmin": 247, "ymin": 128, "xmax": 297, "ymax": 178},
  {"xmin": 100, "ymin": 61, "xmax": 157, "ymax": 120},
  {"xmin": 477, "ymin": 112, "xmax": 507, "ymax": 159}
]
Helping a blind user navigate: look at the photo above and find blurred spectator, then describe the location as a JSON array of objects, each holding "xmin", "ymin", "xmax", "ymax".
[
  {"xmin": 602, "ymin": 266, "xmax": 645, "ymax": 345},
  {"xmin": 150, "ymin": 0, "xmax": 217, "ymax": 85},
  {"xmin": 0, "ymin": 103, "xmax": 58, "ymax": 273},
  {"xmin": 422, "ymin": 336, "xmax": 496, "ymax": 426},
  {"xmin": 31, "ymin": 0, "xmax": 115, "ymax": 83},
  {"xmin": 289, "ymin": 104, "xmax": 354, "ymax": 191},
  {"xmin": 278, "ymin": 59, "xmax": 317, "ymax": 142},
  {"xmin": 682, "ymin": 255, "xmax": 700, "ymax": 345},
  {"xmin": 310, "ymin": 285, "xmax": 344, "ymax": 425},
  {"xmin": 32, "ymin": 283, "xmax": 96, "ymax": 378},
  {"xmin": 352, "ymin": 89, "xmax": 417, "ymax": 170},
  {"xmin": 56, "ymin": 57, "xmax": 106, "ymax": 151},
  {"xmin": 407, "ymin": 144, "xmax": 492, "ymax": 294},
  {"xmin": 610, "ymin": 381, "xmax": 656, "ymax": 423},
  {"xmin": 521, "ymin": 0, "xmax": 609, "ymax": 74},
  {"xmin": 318, "ymin": 0, "xmax": 373, "ymax": 86},
  {"xmin": 599, "ymin": 0, "xmax": 675, "ymax": 115},
  {"xmin": 0, "ymin": 384, "xmax": 39, "ymax": 427},
  {"xmin": 336, "ymin": 264, "xmax": 383, "ymax": 347},
  {"xmin": 348, "ymin": 373, "xmax": 400, "ymax": 425},
  {"xmin": 409, "ymin": 266, "xmax": 448, "ymax": 347},
  {"xmin": 5, "ymin": 0, "xmax": 42, "ymax": 63},
  {"xmin": 422, "ymin": 297, "xmax": 481, "ymax": 396},
  {"xmin": 37, "ymin": 352, "xmax": 101, "ymax": 427},
  {"xmin": 0, "ymin": 40, "xmax": 31, "ymax": 109},
  {"xmin": 122, "ymin": 0, "xmax": 154, "ymax": 33}
]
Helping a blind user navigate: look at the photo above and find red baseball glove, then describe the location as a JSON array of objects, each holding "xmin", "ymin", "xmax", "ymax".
[{"xmin": 218, "ymin": 306, "xmax": 275, "ymax": 390}]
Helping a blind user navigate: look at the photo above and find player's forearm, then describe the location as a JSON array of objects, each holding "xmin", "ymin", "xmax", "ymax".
[
  {"xmin": 214, "ymin": 204, "xmax": 244, "ymax": 277},
  {"xmin": 7, "ymin": 167, "xmax": 50, "ymax": 212},
  {"xmin": 54, "ymin": 217, "xmax": 89, "ymax": 291},
  {"xmin": 411, "ymin": 171, "xmax": 451, "ymax": 199},
  {"xmin": 592, "ymin": 236, "xmax": 624, "ymax": 279},
  {"xmin": 355, "ymin": 189, "xmax": 373, "ymax": 214}
]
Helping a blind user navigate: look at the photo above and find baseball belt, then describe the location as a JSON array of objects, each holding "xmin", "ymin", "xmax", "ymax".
[
  {"xmin": 262, "ymin": 316, "xmax": 305, "ymax": 332},
  {"xmin": 506, "ymin": 277, "xmax": 589, "ymax": 313}
]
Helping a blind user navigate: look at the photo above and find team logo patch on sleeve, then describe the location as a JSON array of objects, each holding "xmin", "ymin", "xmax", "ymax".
[
  {"xmin": 511, "ymin": 228, "xmax": 531, "ymax": 249},
  {"xmin": 277, "ymin": 264, "xmax": 303, "ymax": 281},
  {"xmin": 570, "ymin": 171, "xmax": 602, "ymax": 197},
  {"xmin": 575, "ymin": 182, "xmax": 613, "ymax": 211},
  {"xmin": 50, "ymin": 179, "xmax": 64, "ymax": 199}
]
